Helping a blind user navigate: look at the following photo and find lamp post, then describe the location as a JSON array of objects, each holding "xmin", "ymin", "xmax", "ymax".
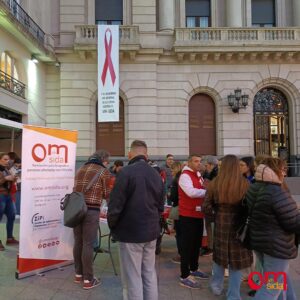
[{"xmin": 227, "ymin": 88, "xmax": 249, "ymax": 113}]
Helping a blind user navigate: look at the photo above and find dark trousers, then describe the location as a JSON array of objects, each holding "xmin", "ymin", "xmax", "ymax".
[
  {"xmin": 180, "ymin": 216, "xmax": 203, "ymax": 279},
  {"xmin": 0, "ymin": 194, "xmax": 16, "ymax": 239},
  {"xmin": 73, "ymin": 209, "xmax": 99, "ymax": 281},
  {"xmin": 205, "ymin": 218, "xmax": 213, "ymax": 249},
  {"xmin": 174, "ymin": 219, "xmax": 182, "ymax": 255}
]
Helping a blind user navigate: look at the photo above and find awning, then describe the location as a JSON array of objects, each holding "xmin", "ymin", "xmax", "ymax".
[{"xmin": 0, "ymin": 117, "xmax": 23, "ymax": 129}]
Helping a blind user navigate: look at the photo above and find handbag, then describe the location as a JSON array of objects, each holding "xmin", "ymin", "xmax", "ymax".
[
  {"xmin": 236, "ymin": 184, "xmax": 265, "ymax": 249},
  {"xmin": 169, "ymin": 206, "xmax": 179, "ymax": 220},
  {"xmin": 236, "ymin": 214, "xmax": 251, "ymax": 249},
  {"xmin": 60, "ymin": 169, "xmax": 105, "ymax": 228}
]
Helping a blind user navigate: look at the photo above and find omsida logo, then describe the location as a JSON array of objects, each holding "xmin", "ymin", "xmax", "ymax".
[
  {"xmin": 248, "ymin": 272, "xmax": 287, "ymax": 291},
  {"xmin": 32, "ymin": 144, "xmax": 68, "ymax": 163}
]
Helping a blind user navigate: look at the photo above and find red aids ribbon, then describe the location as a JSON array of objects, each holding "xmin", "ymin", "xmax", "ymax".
[{"xmin": 101, "ymin": 28, "xmax": 116, "ymax": 86}]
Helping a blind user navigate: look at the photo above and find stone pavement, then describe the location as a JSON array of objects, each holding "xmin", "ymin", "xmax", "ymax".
[{"xmin": 0, "ymin": 219, "xmax": 300, "ymax": 300}]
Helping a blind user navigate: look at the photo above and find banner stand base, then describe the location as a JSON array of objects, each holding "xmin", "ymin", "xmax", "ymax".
[{"xmin": 16, "ymin": 260, "xmax": 73, "ymax": 280}]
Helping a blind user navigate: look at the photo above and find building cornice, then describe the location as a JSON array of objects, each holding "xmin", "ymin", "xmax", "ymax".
[{"xmin": 69, "ymin": 25, "xmax": 300, "ymax": 64}]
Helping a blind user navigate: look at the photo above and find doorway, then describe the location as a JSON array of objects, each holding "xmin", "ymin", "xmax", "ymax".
[
  {"xmin": 96, "ymin": 98, "xmax": 125, "ymax": 156},
  {"xmin": 254, "ymin": 88, "xmax": 289, "ymax": 159},
  {"xmin": 189, "ymin": 93, "xmax": 216, "ymax": 155}
]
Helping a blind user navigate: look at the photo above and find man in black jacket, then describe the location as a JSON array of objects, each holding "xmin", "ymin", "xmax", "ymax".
[{"xmin": 108, "ymin": 140, "xmax": 164, "ymax": 300}]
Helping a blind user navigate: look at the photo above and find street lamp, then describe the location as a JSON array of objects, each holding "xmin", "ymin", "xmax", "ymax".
[{"xmin": 227, "ymin": 88, "xmax": 249, "ymax": 113}]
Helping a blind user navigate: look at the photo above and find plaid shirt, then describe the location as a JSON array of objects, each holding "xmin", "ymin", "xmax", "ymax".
[{"xmin": 74, "ymin": 163, "xmax": 111, "ymax": 209}]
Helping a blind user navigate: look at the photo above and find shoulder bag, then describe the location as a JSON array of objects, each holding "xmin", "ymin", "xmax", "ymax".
[
  {"xmin": 60, "ymin": 168, "xmax": 105, "ymax": 228},
  {"xmin": 236, "ymin": 184, "xmax": 265, "ymax": 249}
]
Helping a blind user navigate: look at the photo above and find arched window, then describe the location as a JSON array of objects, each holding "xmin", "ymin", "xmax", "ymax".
[
  {"xmin": 96, "ymin": 98, "xmax": 125, "ymax": 156},
  {"xmin": 254, "ymin": 88, "xmax": 289, "ymax": 159},
  {"xmin": 0, "ymin": 52, "xmax": 19, "ymax": 80},
  {"xmin": 189, "ymin": 93, "xmax": 216, "ymax": 155}
]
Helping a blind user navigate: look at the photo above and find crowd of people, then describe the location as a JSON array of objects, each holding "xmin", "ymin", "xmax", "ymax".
[
  {"xmin": 72, "ymin": 141, "xmax": 300, "ymax": 300},
  {"xmin": 1, "ymin": 142, "xmax": 300, "ymax": 300}
]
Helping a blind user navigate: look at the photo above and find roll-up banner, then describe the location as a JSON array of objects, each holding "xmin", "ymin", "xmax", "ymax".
[
  {"xmin": 16, "ymin": 125, "xmax": 77, "ymax": 279},
  {"xmin": 98, "ymin": 24, "xmax": 119, "ymax": 122}
]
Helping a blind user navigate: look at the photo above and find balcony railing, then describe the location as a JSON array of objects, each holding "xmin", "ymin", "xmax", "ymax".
[
  {"xmin": 75, "ymin": 25, "xmax": 140, "ymax": 47},
  {"xmin": 0, "ymin": 70, "xmax": 26, "ymax": 98},
  {"xmin": 1, "ymin": 0, "xmax": 45, "ymax": 45},
  {"xmin": 175, "ymin": 27, "xmax": 300, "ymax": 46}
]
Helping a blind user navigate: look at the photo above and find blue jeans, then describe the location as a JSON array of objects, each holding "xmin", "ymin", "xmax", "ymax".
[
  {"xmin": 119, "ymin": 240, "xmax": 158, "ymax": 300},
  {"xmin": 254, "ymin": 252, "xmax": 297, "ymax": 300},
  {"xmin": 210, "ymin": 262, "xmax": 243, "ymax": 300},
  {"xmin": 15, "ymin": 191, "xmax": 21, "ymax": 215},
  {"xmin": 0, "ymin": 194, "xmax": 16, "ymax": 239}
]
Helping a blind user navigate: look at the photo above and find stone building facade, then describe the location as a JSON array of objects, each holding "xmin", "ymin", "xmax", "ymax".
[{"xmin": 1, "ymin": 0, "xmax": 300, "ymax": 168}]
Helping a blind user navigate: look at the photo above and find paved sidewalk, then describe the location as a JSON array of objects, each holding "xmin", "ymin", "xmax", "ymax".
[{"xmin": 0, "ymin": 220, "xmax": 300, "ymax": 299}]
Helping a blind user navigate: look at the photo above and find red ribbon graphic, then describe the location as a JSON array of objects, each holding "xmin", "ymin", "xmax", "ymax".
[{"xmin": 101, "ymin": 28, "xmax": 116, "ymax": 86}]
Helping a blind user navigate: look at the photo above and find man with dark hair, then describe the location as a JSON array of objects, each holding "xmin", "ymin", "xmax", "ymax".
[
  {"xmin": 201, "ymin": 155, "xmax": 219, "ymax": 256},
  {"xmin": 110, "ymin": 160, "xmax": 124, "ymax": 175},
  {"xmin": 108, "ymin": 140, "xmax": 164, "ymax": 300},
  {"xmin": 161, "ymin": 154, "xmax": 174, "ymax": 205},
  {"xmin": 73, "ymin": 149, "xmax": 111, "ymax": 289},
  {"xmin": 178, "ymin": 154, "xmax": 209, "ymax": 289}
]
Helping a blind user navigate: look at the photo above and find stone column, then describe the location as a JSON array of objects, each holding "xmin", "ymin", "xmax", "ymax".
[
  {"xmin": 159, "ymin": 0, "xmax": 175, "ymax": 31},
  {"xmin": 293, "ymin": 0, "xmax": 300, "ymax": 26},
  {"xmin": 226, "ymin": 0, "xmax": 243, "ymax": 27}
]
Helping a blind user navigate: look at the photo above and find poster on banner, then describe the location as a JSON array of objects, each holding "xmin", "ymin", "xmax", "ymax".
[
  {"xmin": 17, "ymin": 125, "xmax": 77, "ymax": 278},
  {"xmin": 98, "ymin": 24, "xmax": 119, "ymax": 122}
]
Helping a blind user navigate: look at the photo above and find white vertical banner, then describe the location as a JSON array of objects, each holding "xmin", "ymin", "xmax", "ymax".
[
  {"xmin": 17, "ymin": 125, "xmax": 77, "ymax": 279},
  {"xmin": 98, "ymin": 25, "xmax": 119, "ymax": 122}
]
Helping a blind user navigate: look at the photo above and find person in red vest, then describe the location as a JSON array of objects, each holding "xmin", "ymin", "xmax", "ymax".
[{"xmin": 178, "ymin": 154, "xmax": 209, "ymax": 289}]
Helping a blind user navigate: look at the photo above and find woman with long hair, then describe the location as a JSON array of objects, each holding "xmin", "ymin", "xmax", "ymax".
[
  {"xmin": 246, "ymin": 157, "xmax": 300, "ymax": 300},
  {"xmin": 0, "ymin": 152, "xmax": 19, "ymax": 251},
  {"xmin": 203, "ymin": 154, "xmax": 253, "ymax": 299}
]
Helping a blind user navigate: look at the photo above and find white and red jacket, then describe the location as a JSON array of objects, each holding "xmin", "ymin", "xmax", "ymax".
[{"xmin": 178, "ymin": 166, "xmax": 206, "ymax": 219}]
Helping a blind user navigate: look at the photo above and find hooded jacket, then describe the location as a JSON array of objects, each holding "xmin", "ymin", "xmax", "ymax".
[{"xmin": 246, "ymin": 164, "xmax": 300, "ymax": 259}]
